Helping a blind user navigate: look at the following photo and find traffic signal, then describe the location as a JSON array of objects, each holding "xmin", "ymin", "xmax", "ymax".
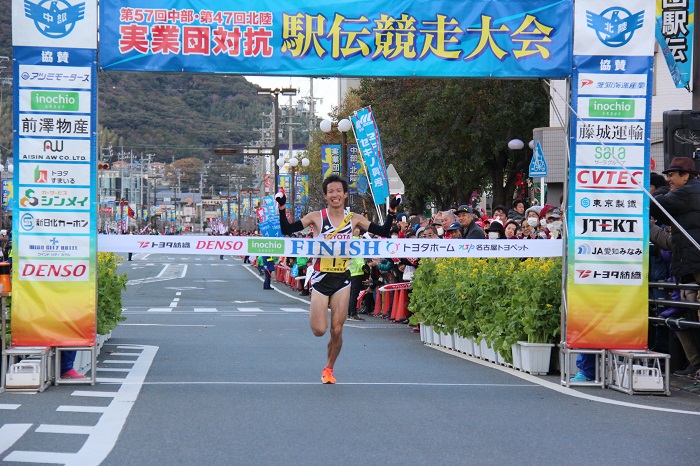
[{"xmin": 663, "ymin": 110, "xmax": 700, "ymax": 172}]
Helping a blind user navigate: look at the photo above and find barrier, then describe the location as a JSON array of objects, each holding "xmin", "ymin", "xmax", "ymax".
[
  {"xmin": 380, "ymin": 283, "xmax": 412, "ymax": 322},
  {"xmin": 0, "ymin": 262, "xmax": 11, "ymax": 293}
]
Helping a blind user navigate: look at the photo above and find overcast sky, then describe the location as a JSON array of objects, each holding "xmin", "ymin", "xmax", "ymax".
[{"xmin": 244, "ymin": 76, "xmax": 338, "ymax": 120}]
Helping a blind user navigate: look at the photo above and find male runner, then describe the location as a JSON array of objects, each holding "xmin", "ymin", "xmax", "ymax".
[{"xmin": 276, "ymin": 175, "xmax": 400, "ymax": 383}]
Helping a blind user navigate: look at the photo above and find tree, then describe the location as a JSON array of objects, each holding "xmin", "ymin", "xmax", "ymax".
[{"xmin": 353, "ymin": 78, "xmax": 549, "ymax": 210}]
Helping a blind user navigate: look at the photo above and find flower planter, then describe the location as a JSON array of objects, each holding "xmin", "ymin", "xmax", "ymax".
[
  {"xmin": 441, "ymin": 332, "xmax": 455, "ymax": 350},
  {"xmin": 424, "ymin": 325, "xmax": 434, "ymax": 345},
  {"xmin": 453, "ymin": 333, "xmax": 463, "ymax": 353},
  {"xmin": 480, "ymin": 339, "xmax": 496, "ymax": 362},
  {"xmin": 518, "ymin": 341, "xmax": 555, "ymax": 375},
  {"xmin": 419, "ymin": 324, "xmax": 428, "ymax": 343},
  {"xmin": 511, "ymin": 343, "xmax": 523, "ymax": 371},
  {"xmin": 432, "ymin": 327, "xmax": 442, "ymax": 346},
  {"xmin": 464, "ymin": 337, "xmax": 475, "ymax": 356},
  {"xmin": 473, "ymin": 338, "xmax": 482, "ymax": 358}
]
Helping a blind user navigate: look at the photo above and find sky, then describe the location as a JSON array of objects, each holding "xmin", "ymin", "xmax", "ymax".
[{"xmin": 244, "ymin": 76, "xmax": 339, "ymax": 121}]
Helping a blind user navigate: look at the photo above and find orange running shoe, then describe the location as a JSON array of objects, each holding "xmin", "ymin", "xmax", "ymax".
[{"xmin": 321, "ymin": 367, "xmax": 336, "ymax": 384}]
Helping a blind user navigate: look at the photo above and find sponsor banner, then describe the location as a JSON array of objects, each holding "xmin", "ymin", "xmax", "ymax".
[
  {"xmin": 573, "ymin": 239, "xmax": 645, "ymax": 262},
  {"xmin": 99, "ymin": 0, "xmax": 574, "ymax": 79},
  {"xmin": 19, "ymin": 259, "xmax": 91, "ymax": 281},
  {"xmin": 573, "ymin": 0, "xmax": 656, "ymax": 56},
  {"xmin": 575, "ymin": 120, "xmax": 646, "ymax": 144},
  {"xmin": 572, "ymin": 262, "xmax": 644, "ymax": 286},
  {"xmin": 19, "ymin": 211, "xmax": 91, "ymax": 234},
  {"xmin": 567, "ymin": 0, "xmax": 653, "ymax": 350},
  {"xmin": 321, "ymin": 144, "xmax": 341, "ymax": 179},
  {"xmin": 2, "ymin": 180, "xmax": 13, "ymax": 208},
  {"xmin": 655, "ymin": 0, "xmax": 693, "ymax": 89},
  {"xmin": 12, "ymin": 0, "xmax": 98, "ymax": 48},
  {"xmin": 575, "ymin": 192, "xmax": 644, "ymax": 215},
  {"xmin": 18, "ymin": 113, "xmax": 92, "ymax": 138},
  {"xmin": 98, "ymin": 234, "xmax": 563, "ymax": 258},
  {"xmin": 19, "ymin": 64, "xmax": 93, "ymax": 90},
  {"xmin": 573, "ymin": 215, "xmax": 644, "ymax": 239},
  {"xmin": 18, "ymin": 138, "xmax": 92, "ymax": 162},
  {"xmin": 577, "ymin": 97, "xmax": 646, "ymax": 120},
  {"xmin": 19, "ymin": 235, "xmax": 91, "ymax": 259},
  {"xmin": 574, "ymin": 167, "xmax": 644, "ymax": 191},
  {"xmin": 576, "ymin": 72, "xmax": 649, "ymax": 96},
  {"xmin": 351, "ymin": 107, "xmax": 390, "ymax": 202},
  {"xmin": 574, "ymin": 144, "xmax": 645, "ymax": 167},
  {"xmin": 19, "ymin": 163, "xmax": 91, "ymax": 187},
  {"xmin": 20, "ymin": 89, "xmax": 91, "ymax": 113},
  {"xmin": 18, "ymin": 186, "xmax": 91, "ymax": 210}
]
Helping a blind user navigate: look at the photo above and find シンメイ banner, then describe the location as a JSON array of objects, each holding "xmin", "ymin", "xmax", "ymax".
[{"xmin": 99, "ymin": 0, "xmax": 573, "ymax": 78}]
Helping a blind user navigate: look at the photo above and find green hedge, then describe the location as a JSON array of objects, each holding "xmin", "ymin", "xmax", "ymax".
[
  {"xmin": 408, "ymin": 257, "xmax": 562, "ymax": 359},
  {"xmin": 3, "ymin": 252, "xmax": 127, "ymax": 345}
]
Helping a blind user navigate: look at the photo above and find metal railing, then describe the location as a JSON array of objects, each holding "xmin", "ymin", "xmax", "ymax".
[{"xmin": 648, "ymin": 281, "xmax": 700, "ymax": 330}]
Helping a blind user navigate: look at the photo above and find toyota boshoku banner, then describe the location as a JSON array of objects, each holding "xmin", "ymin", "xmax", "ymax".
[
  {"xmin": 12, "ymin": 0, "xmax": 98, "ymax": 346},
  {"xmin": 566, "ymin": 0, "xmax": 654, "ymax": 350}
]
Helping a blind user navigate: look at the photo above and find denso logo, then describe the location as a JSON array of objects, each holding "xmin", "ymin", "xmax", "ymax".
[
  {"xmin": 21, "ymin": 262, "xmax": 88, "ymax": 281},
  {"xmin": 195, "ymin": 240, "xmax": 243, "ymax": 251},
  {"xmin": 576, "ymin": 169, "xmax": 643, "ymax": 189}
]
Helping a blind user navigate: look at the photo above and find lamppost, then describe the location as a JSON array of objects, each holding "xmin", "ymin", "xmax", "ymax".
[
  {"xmin": 320, "ymin": 118, "xmax": 353, "ymax": 205},
  {"xmin": 256, "ymin": 87, "xmax": 297, "ymax": 194},
  {"xmin": 508, "ymin": 138, "xmax": 537, "ymax": 204}
]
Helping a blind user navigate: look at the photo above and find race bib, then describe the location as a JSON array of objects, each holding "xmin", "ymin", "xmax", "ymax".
[{"xmin": 319, "ymin": 257, "xmax": 350, "ymax": 273}]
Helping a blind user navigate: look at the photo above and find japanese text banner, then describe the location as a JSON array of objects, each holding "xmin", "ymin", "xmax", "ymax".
[{"xmin": 99, "ymin": 0, "xmax": 573, "ymax": 78}]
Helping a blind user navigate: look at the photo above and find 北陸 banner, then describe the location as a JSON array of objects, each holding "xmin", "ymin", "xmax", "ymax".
[
  {"xmin": 567, "ymin": 0, "xmax": 654, "ymax": 350},
  {"xmin": 99, "ymin": 0, "xmax": 573, "ymax": 78}
]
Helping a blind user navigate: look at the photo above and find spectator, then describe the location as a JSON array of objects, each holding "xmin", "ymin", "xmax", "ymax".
[
  {"xmin": 60, "ymin": 351, "xmax": 86, "ymax": 379},
  {"xmin": 649, "ymin": 172, "xmax": 667, "ymax": 194},
  {"xmin": 504, "ymin": 220, "xmax": 520, "ymax": 239},
  {"xmin": 395, "ymin": 213, "xmax": 410, "ymax": 237},
  {"xmin": 507, "ymin": 200, "xmax": 526, "ymax": 222},
  {"xmin": 445, "ymin": 221, "xmax": 463, "ymax": 239},
  {"xmin": 348, "ymin": 228, "xmax": 366, "ymax": 321},
  {"xmin": 492, "ymin": 205, "xmax": 507, "ymax": 224},
  {"xmin": 650, "ymin": 157, "xmax": 700, "ymax": 377},
  {"xmin": 485, "ymin": 220, "xmax": 506, "ymax": 239},
  {"xmin": 520, "ymin": 217, "xmax": 537, "ymax": 239},
  {"xmin": 455, "ymin": 205, "xmax": 485, "ymax": 239},
  {"xmin": 545, "ymin": 208, "xmax": 563, "ymax": 239}
]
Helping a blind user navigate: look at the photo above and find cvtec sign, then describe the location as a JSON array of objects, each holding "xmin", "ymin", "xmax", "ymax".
[{"xmin": 575, "ymin": 169, "xmax": 643, "ymax": 190}]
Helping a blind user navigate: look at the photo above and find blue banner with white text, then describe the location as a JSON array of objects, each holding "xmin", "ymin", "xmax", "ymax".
[{"xmin": 98, "ymin": 0, "xmax": 573, "ymax": 78}]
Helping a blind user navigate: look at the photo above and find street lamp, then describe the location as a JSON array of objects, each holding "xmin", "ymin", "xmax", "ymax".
[
  {"xmin": 276, "ymin": 153, "xmax": 309, "ymax": 215},
  {"xmin": 508, "ymin": 138, "xmax": 537, "ymax": 204},
  {"xmin": 257, "ymin": 87, "xmax": 297, "ymax": 194},
  {"xmin": 320, "ymin": 118, "xmax": 352, "ymax": 205}
]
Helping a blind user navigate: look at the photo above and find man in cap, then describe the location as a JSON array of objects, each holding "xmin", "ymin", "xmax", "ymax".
[
  {"xmin": 445, "ymin": 221, "xmax": 463, "ymax": 239},
  {"xmin": 455, "ymin": 205, "xmax": 485, "ymax": 239},
  {"xmin": 395, "ymin": 212, "xmax": 410, "ymax": 238},
  {"xmin": 650, "ymin": 157, "xmax": 700, "ymax": 379}
]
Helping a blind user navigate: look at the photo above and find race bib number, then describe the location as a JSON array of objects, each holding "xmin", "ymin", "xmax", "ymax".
[{"xmin": 319, "ymin": 257, "xmax": 349, "ymax": 273}]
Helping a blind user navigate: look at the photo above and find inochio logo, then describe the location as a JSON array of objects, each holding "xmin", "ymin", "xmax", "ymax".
[
  {"xmin": 248, "ymin": 239, "xmax": 285, "ymax": 255},
  {"xmin": 25, "ymin": 0, "xmax": 86, "ymax": 39},
  {"xmin": 589, "ymin": 98, "xmax": 634, "ymax": 118},
  {"xmin": 31, "ymin": 91, "xmax": 79, "ymax": 111}
]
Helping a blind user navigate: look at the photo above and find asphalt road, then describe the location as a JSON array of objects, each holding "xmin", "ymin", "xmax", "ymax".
[{"xmin": 2, "ymin": 253, "xmax": 700, "ymax": 465}]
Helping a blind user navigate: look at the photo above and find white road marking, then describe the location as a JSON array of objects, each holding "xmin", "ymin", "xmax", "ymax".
[
  {"xmin": 104, "ymin": 353, "xmax": 139, "ymax": 357},
  {"xmin": 0, "ymin": 404, "xmax": 21, "ymax": 410},
  {"xmin": 281, "ymin": 307, "xmax": 309, "ymax": 313},
  {"xmin": 71, "ymin": 390, "xmax": 119, "ymax": 397},
  {"xmin": 96, "ymin": 368, "xmax": 132, "ymax": 372},
  {"xmin": 0, "ymin": 424, "xmax": 32, "ymax": 456},
  {"xmin": 168, "ymin": 302, "xmax": 177, "ymax": 308},
  {"xmin": 172, "ymin": 298, "xmax": 180, "ymax": 302},
  {"xmin": 175, "ymin": 292, "xmax": 182, "ymax": 296},
  {"xmin": 241, "ymin": 265, "xmax": 311, "ymax": 304},
  {"xmin": 237, "ymin": 307, "xmax": 264, "ymax": 312},
  {"xmin": 36, "ymin": 424, "xmax": 94, "ymax": 435},
  {"xmin": 57, "ymin": 406, "xmax": 108, "ymax": 414},
  {"xmin": 147, "ymin": 308, "xmax": 172, "ymax": 312},
  {"xmin": 194, "ymin": 308, "xmax": 218, "ymax": 313},
  {"xmin": 101, "ymin": 360, "xmax": 134, "ymax": 364},
  {"xmin": 119, "ymin": 324, "xmax": 215, "ymax": 327},
  {"xmin": 233, "ymin": 300, "xmax": 256, "ymax": 303}
]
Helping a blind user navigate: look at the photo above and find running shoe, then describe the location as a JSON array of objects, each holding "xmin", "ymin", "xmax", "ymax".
[
  {"xmin": 61, "ymin": 369, "xmax": 86, "ymax": 379},
  {"xmin": 571, "ymin": 372, "xmax": 592, "ymax": 382},
  {"xmin": 321, "ymin": 367, "xmax": 336, "ymax": 384}
]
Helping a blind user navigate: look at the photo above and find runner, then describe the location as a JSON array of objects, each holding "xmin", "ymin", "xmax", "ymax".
[{"xmin": 276, "ymin": 175, "xmax": 400, "ymax": 384}]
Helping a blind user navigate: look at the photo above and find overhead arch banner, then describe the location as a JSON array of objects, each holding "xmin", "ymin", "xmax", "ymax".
[{"xmin": 99, "ymin": 0, "xmax": 574, "ymax": 78}]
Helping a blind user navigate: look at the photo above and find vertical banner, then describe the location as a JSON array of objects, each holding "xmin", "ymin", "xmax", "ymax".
[
  {"xmin": 321, "ymin": 144, "xmax": 342, "ymax": 180},
  {"xmin": 11, "ymin": 0, "xmax": 98, "ymax": 346},
  {"xmin": 294, "ymin": 174, "xmax": 309, "ymax": 219},
  {"xmin": 567, "ymin": 0, "xmax": 654, "ymax": 349},
  {"xmin": 257, "ymin": 196, "xmax": 281, "ymax": 237},
  {"xmin": 655, "ymin": 0, "xmax": 693, "ymax": 88},
  {"xmin": 347, "ymin": 144, "xmax": 364, "ymax": 196},
  {"xmin": 350, "ymin": 107, "xmax": 390, "ymax": 203}
]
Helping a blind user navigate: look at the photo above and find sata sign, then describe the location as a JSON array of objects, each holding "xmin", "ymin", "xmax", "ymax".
[{"xmin": 575, "ymin": 169, "xmax": 643, "ymax": 190}]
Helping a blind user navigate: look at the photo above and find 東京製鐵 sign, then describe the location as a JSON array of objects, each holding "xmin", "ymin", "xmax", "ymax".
[{"xmin": 99, "ymin": 0, "xmax": 574, "ymax": 78}]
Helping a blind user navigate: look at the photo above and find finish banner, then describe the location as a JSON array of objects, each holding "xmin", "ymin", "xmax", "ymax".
[
  {"xmin": 98, "ymin": 0, "xmax": 574, "ymax": 78},
  {"xmin": 567, "ymin": 0, "xmax": 654, "ymax": 350},
  {"xmin": 12, "ymin": 0, "xmax": 98, "ymax": 347},
  {"xmin": 98, "ymin": 235, "xmax": 563, "ymax": 259}
]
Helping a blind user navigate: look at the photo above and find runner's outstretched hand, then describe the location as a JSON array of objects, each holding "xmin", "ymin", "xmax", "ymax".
[
  {"xmin": 275, "ymin": 189, "xmax": 286, "ymax": 209},
  {"xmin": 389, "ymin": 194, "xmax": 402, "ymax": 213}
]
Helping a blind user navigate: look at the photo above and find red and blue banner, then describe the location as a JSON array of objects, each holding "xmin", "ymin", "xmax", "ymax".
[{"xmin": 98, "ymin": 0, "xmax": 574, "ymax": 78}]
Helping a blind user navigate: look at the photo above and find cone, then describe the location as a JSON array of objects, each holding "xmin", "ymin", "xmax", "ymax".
[
  {"xmin": 0, "ymin": 262, "xmax": 11, "ymax": 293},
  {"xmin": 374, "ymin": 289, "xmax": 383, "ymax": 315},
  {"xmin": 391, "ymin": 289, "xmax": 409, "ymax": 321}
]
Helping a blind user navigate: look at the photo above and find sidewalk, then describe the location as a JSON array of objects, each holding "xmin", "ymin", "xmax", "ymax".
[{"xmin": 670, "ymin": 374, "xmax": 700, "ymax": 396}]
